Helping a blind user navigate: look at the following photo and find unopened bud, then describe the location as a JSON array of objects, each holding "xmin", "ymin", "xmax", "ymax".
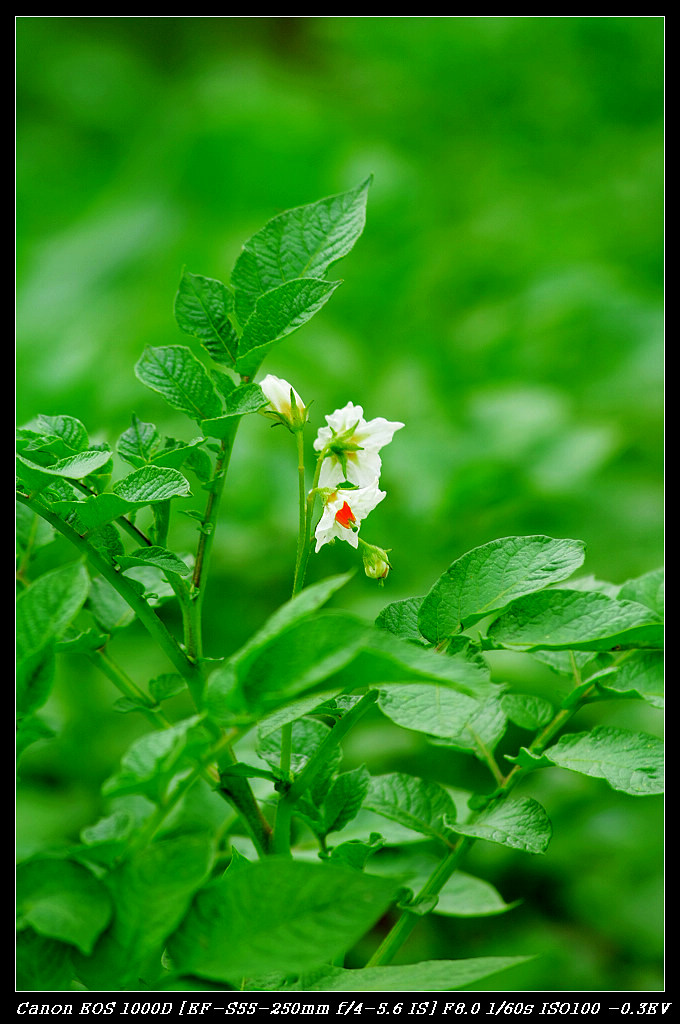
[
  {"xmin": 259, "ymin": 374, "xmax": 307, "ymax": 432},
  {"xmin": 361, "ymin": 542, "xmax": 392, "ymax": 582}
]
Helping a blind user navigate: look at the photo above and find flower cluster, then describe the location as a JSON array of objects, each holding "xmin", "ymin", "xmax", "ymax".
[
  {"xmin": 259, "ymin": 375, "xmax": 403, "ymax": 581},
  {"xmin": 312, "ymin": 401, "xmax": 403, "ymax": 570}
]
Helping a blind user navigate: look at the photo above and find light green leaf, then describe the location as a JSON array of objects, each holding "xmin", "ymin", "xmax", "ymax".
[
  {"xmin": 596, "ymin": 651, "xmax": 664, "ymax": 708},
  {"xmin": 295, "ymin": 956, "xmax": 532, "ymax": 992},
  {"xmin": 113, "ymin": 465, "xmax": 191, "ymax": 504},
  {"xmin": 544, "ymin": 726, "xmax": 664, "ymax": 795},
  {"xmin": 231, "ymin": 177, "xmax": 371, "ymax": 324},
  {"xmin": 174, "ymin": 270, "xmax": 238, "ymax": 366},
  {"xmin": 501, "ymin": 693, "xmax": 554, "ymax": 730},
  {"xmin": 116, "ymin": 414, "xmax": 163, "ymax": 467},
  {"xmin": 369, "ymin": 851, "xmax": 516, "ymax": 917},
  {"xmin": 488, "ymin": 589, "xmax": 663, "ymax": 651},
  {"xmin": 167, "ymin": 858, "xmax": 395, "ymax": 984},
  {"xmin": 17, "ymin": 857, "xmax": 112, "ymax": 955},
  {"xmin": 235, "ymin": 277, "xmax": 341, "ymax": 378},
  {"xmin": 116, "ymin": 546, "xmax": 191, "ymax": 577},
  {"xmin": 618, "ymin": 567, "xmax": 664, "ymax": 618},
  {"xmin": 451, "ymin": 797, "xmax": 552, "ymax": 853},
  {"xmin": 36, "ymin": 413, "xmax": 89, "ymax": 452},
  {"xmin": 363, "ymin": 772, "xmax": 458, "ymax": 845},
  {"xmin": 378, "ymin": 683, "xmax": 507, "ymax": 754},
  {"xmin": 135, "ymin": 345, "xmax": 223, "ymax": 423},
  {"xmin": 419, "ymin": 535, "xmax": 587, "ymax": 641},
  {"xmin": 17, "ymin": 448, "xmax": 113, "ymax": 482},
  {"xmin": 52, "ymin": 492, "xmax": 132, "ymax": 531}
]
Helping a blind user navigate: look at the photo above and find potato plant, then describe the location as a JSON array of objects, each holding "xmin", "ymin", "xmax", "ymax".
[{"xmin": 16, "ymin": 180, "xmax": 664, "ymax": 993}]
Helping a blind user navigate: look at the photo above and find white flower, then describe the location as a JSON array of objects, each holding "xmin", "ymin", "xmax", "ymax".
[
  {"xmin": 314, "ymin": 480, "xmax": 386, "ymax": 552},
  {"xmin": 314, "ymin": 401, "xmax": 404, "ymax": 488},
  {"xmin": 259, "ymin": 374, "xmax": 306, "ymax": 431}
]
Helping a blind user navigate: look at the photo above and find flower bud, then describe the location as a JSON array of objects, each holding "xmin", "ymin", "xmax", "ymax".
[
  {"xmin": 361, "ymin": 542, "xmax": 392, "ymax": 582},
  {"xmin": 259, "ymin": 374, "xmax": 307, "ymax": 432}
]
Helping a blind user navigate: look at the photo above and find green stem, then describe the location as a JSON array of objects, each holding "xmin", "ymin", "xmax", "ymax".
[
  {"xmin": 365, "ymin": 682, "xmax": 599, "ymax": 968},
  {"xmin": 189, "ymin": 425, "xmax": 238, "ymax": 665},
  {"xmin": 292, "ymin": 442, "xmax": 331, "ymax": 597},
  {"xmin": 89, "ymin": 647, "xmax": 172, "ymax": 728},
  {"xmin": 272, "ymin": 691, "xmax": 379, "ymax": 856},
  {"xmin": 16, "ymin": 492, "xmax": 205, "ymax": 704}
]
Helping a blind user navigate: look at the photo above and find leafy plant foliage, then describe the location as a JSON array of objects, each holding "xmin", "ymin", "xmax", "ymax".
[{"xmin": 16, "ymin": 181, "xmax": 663, "ymax": 992}]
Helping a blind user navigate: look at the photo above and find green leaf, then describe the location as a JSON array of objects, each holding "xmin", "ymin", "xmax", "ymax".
[
  {"xmin": 501, "ymin": 693, "xmax": 554, "ymax": 730},
  {"xmin": 375, "ymin": 596, "xmax": 427, "ymax": 645},
  {"xmin": 232, "ymin": 573, "xmax": 354, "ymax": 670},
  {"xmin": 74, "ymin": 835, "xmax": 214, "ymax": 990},
  {"xmin": 174, "ymin": 270, "xmax": 238, "ymax": 366},
  {"xmin": 450, "ymin": 797, "xmax": 552, "ymax": 854},
  {"xmin": 207, "ymin": 584, "xmax": 361, "ymax": 721},
  {"xmin": 333, "ymin": 630, "xmax": 493, "ymax": 699},
  {"xmin": 419, "ymin": 535, "xmax": 587, "ymax": 642},
  {"xmin": 116, "ymin": 414, "xmax": 164, "ymax": 467},
  {"xmin": 16, "ymin": 929, "xmax": 75, "ymax": 991},
  {"xmin": 167, "ymin": 857, "xmax": 395, "ymax": 984},
  {"xmin": 148, "ymin": 673, "xmax": 187, "ymax": 703},
  {"xmin": 293, "ymin": 956, "xmax": 532, "ymax": 992},
  {"xmin": 88, "ymin": 576, "xmax": 137, "ymax": 632},
  {"xmin": 363, "ymin": 772, "xmax": 458, "ymax": 845},
  {"xmin": 116, "ymin": 546, "xmax": 191, "ymax": 577},
  {"xmin": 235, "ymin": 277, "xmax": 341, "ymax": 377},
  {"xmin": 488, "ymin": 589, "xmax": 663, "ymax": 651},
  {"xmin": 618, "ymin": 567, "xmax": 664, "ymax": 618},
  {"xmin": 257, "ymin": 718, "xmax": 339, "ymax": 779},
  {"xmin": 36, "ymin": 413, "xmax": 89, "ymax": 452},
  {"xmin": 113, "ymin": 465, "xmax": 191, "ymax": 504},
  {"xmin": 16, "ymin": 713, "xmax": 55, "ymax": 767},
  {"xmin": 135, "ymin": 345, "xmax": 223, "ymax": 423},
  {"xmin": 323, "ymin": 765, "xmax": 372, "ymax": 835},
  {"xmin": 370, "ymin": 851, "xmax": 516, "ymax": 917},
  {"xmin": 16, "ymin": 500, "xmax": 55, "ymax": 553},
  {"xmin": 231, "ymin": 177, "xmax": 371, "ymax": 324},
  {"xmin": 596, "ymin": 651, "xmax": 663, "ymax": 708},
  {"xmin": 17, "ymin": 857, "xmax": 112, "ymax": 955},
  {"xmin": 17, "ymin": 448, "xmax": 113, "ymax": 483},
  {"xmin": 52, "ymin": 492, "xmax": 133, "ymax": 531},
  {"xmin": 201, "ymin": 382, "xmax": 269, "ymax": 437},
  {"xmin": 16, "ymin": 562, "xmax": 89, "ymax": 713},
  {"xmin": 544, "ymin": 726, "xmax": 664, "ymax": 795},
  {"xmin": 102, "ymin": 716, "xmax": 208, "ymax": 803},
  {"xmin": 378, "ymin": 683, "xmax": 507, "ymax": 754}
]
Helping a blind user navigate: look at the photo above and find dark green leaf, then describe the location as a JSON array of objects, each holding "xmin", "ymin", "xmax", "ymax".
[
  {"xmin": 235, "ymin": 277, "xmax": 341, "ymax": 378},
  {"xmin": 17, "ymin": 857, "xmax": 112, "ymax": 955},
  {"xmin": 167, "ymin": 857, "xmax": 395, "ymax": 983},
  {"xmin": 175, "ymin": 270, "xmax": 238, "ymax": 366},
  {"xmin": 135, "ymin": 345, "xmax": 223, "ymax": 422},
  {"xmin": 231, "ymin": 177, "xmax": 371, "ymax": 323},
  {"xmin": 116, "ymin": 546, "xmax": 191, "ymax": 577}
]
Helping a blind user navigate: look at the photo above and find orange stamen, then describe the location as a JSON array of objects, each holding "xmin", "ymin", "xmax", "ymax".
[{"xmin": 335, "ymin": 500, "xmax": 356, "ymax": 529}]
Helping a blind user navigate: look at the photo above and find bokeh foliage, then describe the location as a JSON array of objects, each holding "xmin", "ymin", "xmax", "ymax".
[{"xmin": 16, "ymin": 17, "xmax": 663, "ymax": 992}]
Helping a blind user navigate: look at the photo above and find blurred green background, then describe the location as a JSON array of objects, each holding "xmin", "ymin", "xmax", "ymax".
[{"xmin": 16, "ymin": 17, "xmax": 664, "ymax": 992}]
